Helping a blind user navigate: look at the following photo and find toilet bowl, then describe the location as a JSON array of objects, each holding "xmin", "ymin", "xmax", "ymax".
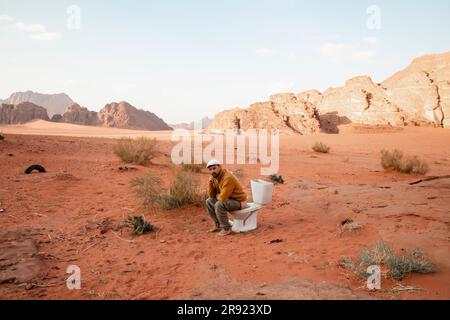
[{"xmin": 229, "ymin": 180, "xmax": 273, "ymax": 233}]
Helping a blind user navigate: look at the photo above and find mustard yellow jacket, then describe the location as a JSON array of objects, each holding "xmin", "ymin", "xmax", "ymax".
[{"xmin": 207, "ymin": 169, "xmax": 247, "ymax": 202}]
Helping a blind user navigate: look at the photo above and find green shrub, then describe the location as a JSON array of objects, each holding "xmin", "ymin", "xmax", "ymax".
[{"xmin": 114, "ymin": 136, "xmax": 159, "ymax": 165}]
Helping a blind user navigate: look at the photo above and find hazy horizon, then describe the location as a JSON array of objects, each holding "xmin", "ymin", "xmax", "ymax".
[{"xmin": 1, "ymin": 0, "xmax": 450, "ymax": 124}]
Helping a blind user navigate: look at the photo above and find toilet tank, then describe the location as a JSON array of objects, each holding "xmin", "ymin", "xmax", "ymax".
[{"xmin": 251, "ymin": 179, "xmax": 273, "ymax": 205}]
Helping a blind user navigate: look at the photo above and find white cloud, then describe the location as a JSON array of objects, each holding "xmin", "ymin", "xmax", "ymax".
[
  {"xmin": 256, "ymin": 47, "xmax": 276, "ymax": 56},
  {"xmin": 0, "ymin": 15, "xmax": 62, "ymax": 42},
  {"xmin": 0, "ymin": 15, "xmax": 14, "ymax": 23},
  {"xmin": 319, "ymin": 42, "xmax": 377, "ymax": 63},
  {"xmin": 363, "ymin": 37, "xmax": 378, "ymax": 45},
  {"xmin": 30, "ymin": 31, "xmax": 62, "ymax": 41}
]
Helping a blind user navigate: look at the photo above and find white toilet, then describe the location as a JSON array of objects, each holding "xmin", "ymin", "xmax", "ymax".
[{"xmin": 229, "ymin": 179, "xmax": 274, "ymax": 233}]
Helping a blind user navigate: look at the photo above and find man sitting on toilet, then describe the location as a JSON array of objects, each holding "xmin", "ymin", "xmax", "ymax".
[{"xmin": 205, "ymin": 159, "xmax": 247, "ymax": 236}]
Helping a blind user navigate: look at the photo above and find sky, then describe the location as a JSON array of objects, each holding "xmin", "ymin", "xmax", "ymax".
[{"xmin": 1, "ymin": 0, "xmax": 450, "ymax": 124}]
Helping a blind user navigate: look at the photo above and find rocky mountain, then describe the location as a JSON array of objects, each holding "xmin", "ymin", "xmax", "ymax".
[
  {"xmin": 209, "ymin": 51, "xmax": 450, "ymax": 133},
  {"xmin": 1, "ymin": 91, "xmax": 74, "ymax": 117},
  {"xmin": 50, "ymin": 101, "xmax": 172, "ymax": 131},
  {"xmin": 0, "ymin": 102, "xmax": 50, "ymax": 124},
  {"xmin": 55, "ymin": 103, "xmax": 100, "ymax": 126},
  {"xmin": 98, "ymin": 101, "xmax": 172, "ymax": 130},
  {"xmin": 170, "ymin": 117, "xmax": 213, "ymax": 130}
]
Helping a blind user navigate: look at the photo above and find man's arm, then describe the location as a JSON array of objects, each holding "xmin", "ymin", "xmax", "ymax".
[
  {"xmin": 207, "ymin": 178, "xmax": 217, "ymax": 198},
  {"xmin": 216, "ymin": 177, "xmax": 235, "ymax": 202}
]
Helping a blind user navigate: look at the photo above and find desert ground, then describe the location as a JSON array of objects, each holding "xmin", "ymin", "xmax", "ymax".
[{"xmin": 0, "ymin": 120, "xmax": 449, "ymax": 300}]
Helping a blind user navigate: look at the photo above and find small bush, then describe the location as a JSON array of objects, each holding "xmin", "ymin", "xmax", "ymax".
[
  {"xmin": 181, "ymin": 162, "xmax": 206, "ymax": 173},
  {"xmin": 126, "ymin": 215, "xmax": 154, "ymax": 235},
  {"xmin": 381, "ymin": 149, "xmax": 429, "ymax": 175},
  {"xmin": 132, "ymin": 171, "xmax": 205, "ymax": 211},
  {"xmin": 114, "ymin": 136, "xmax": 159, "ymax": 165},
  {"xmin": 131, "ymin": 174, "xmax": 161, "ymax": 210},
  {"xmin": 312, "ymin": 142, "xmax": 330, "ymax": 154},
  {"xmin": 359, "ymin": 240, "xmax": 395, "ymax": 266},
  {"xmin": 231, "ymin": 167, "xmax": 246, "ymax": 180},
  {"xmin": 0, "ymin": 133, "xmax": 4, "ymax": 141},
  {"xmin": 159, "ymin": 171, "xmax": 202, "ymax": 209},
  {"xmin": 268, "ymin": 174, "xmax": 284, "ymax": 185},
  {"xmin": 387, "ymin": 249, "xmax": 438, "ymax": 280},
  {"xmin": 343, "ymin": 241, "xmax": 438, "ymax": 281}
]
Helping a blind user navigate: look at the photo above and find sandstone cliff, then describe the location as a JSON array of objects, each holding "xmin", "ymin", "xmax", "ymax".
[
  {"xmin": 0, "ymin": 102, "xmax": 50, "ymax": 124},
  {"xmin": 209, "ymin": 51, "xmax": 450, "ymax": 133}
]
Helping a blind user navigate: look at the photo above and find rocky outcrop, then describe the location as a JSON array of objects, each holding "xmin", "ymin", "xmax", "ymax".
[
  {"xmin": 61, "ymin": 103, "xmax": 99, "ymax": 126},
  {"xmin": 318, "ymin": 76, "xmax": 412, "ymax": 127},
  {"xmin": 170, "ymin": 117, "xmax": 213, "ymax": 130},
  {"xmin": 382, "ymin": 52, "xmax": 450, "ymax": 128},
  {"xmin": 1, "ymin": 91, "xmax": 73, "ymax": 117},
  {"xmin": 209, "ymin": 51, "xmax": 450, "ymax": 132},
  {"xmin": 98, "ymin": 101, "xmax": 172, "ymax": 131},
  {"xmin": 0, "ymin": 102, "xmax": 50, "ymax": 124},
  {"xmin": 209, "ymin": 94, "xmax": 321, "ymax": 135}
]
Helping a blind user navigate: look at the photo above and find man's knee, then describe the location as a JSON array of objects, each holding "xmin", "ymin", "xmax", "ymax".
[
  {"xmin": 206, "ymin": 197, "xmax": 216, "ymax": 206},
  {"xmin": 214, "ymin": 200, "xmax": 225, "ymax": 211}
]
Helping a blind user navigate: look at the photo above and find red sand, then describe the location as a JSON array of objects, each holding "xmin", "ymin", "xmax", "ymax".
[{"xmin": 0, "ymin": 122, "xmax": 449, "ymax": 300}]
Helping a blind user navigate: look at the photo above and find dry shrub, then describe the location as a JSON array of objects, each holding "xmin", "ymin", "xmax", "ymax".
[
  {"xmin": 340, "ymin": 240, "xmax": 437, "ymax": 281},
  {"xmin": 268, "ymin": 174, "xmax": 284, "ymax": 185},
  {"xmin": 231, "ymin": 167, "xmax": 246, "ymax": 180},
  {"xmin": 126, "ymin": 216, "xmax": 154, "ymax": 235},
  {"xmin": 312, "ymin": 142, "xmax": 330, "ymax": 153},
  {"xmin": 132, "ymin": 171, "xmax": 206, "ymax": 211},
  {"xmin": 381, "ymin": 149, "xmax": 429, "ymax": 175},
  {"xmin": 114, "ymin": 136, "xmax": 159, "ymax": 165},
  {"xmin": 181, "ymin": 162, "xmax": 206, "ymax": 173}
]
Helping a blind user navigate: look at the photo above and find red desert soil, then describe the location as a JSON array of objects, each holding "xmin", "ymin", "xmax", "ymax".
[{"xmin": 0, "ymin": 121, "xmax": 449, "ymax": 300}]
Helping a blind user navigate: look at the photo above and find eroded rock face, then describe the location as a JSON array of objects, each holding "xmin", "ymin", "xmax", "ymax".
[
  {"xmin": 382, "ymin": 52, "xmax": 450, "ymax": 128},
  {"xmin": 98, "ymin": 101, "xmax": 172, "ymax": 130},
  {"xmin": 209, "ymin": 51, "xmax": 450, "ymax": 132},
  {"xmin": 209, "ymin": 96, "xmax": 321, "ymax": 135},
  {"xmin": 61, "ymin": 103, "xmax": 99, "ymax": 126},
  {"xmin": 319, "ymin": 76, "xmax": 410, "ymax": 127},
  {"xmin": 0, "ymin": 102, "xmax": 50, "ymax": 124}
]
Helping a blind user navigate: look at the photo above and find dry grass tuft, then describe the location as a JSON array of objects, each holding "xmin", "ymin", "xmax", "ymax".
[
  {"xmin": 132, "ymin": 171, "xmax": 206, "ymax": 211},
  {"xmin": 312, "ymin": 142, "xmax": 330, "ymax": 154},
  {"xmin": 381, "ymin": 149, "xmax": 429, "ymax": 175},
  {"xmin": 114, "ymin": 136, "xmax": 159, "ymax": 165}
]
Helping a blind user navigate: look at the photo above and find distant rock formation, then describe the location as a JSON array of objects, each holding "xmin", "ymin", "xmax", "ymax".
[
  {"xmin": 0, "ymin": 102, "xmax": 49, "ymax": 124},
  {"xmin": 209, "ymin": 51, "xmax": 450, "ymax": 133},
  {"xmin": 60, "ymin": 103, "xmax": 99, "ymax": 126},
  {"xmin": 1, "ymin": 91, "xmax": 73, "ymax": 117},
  {"xmin": 98, "ymin": 101, "xmax": 172, "ymax": 130},
  {"xmin": 170, "ymin": 117, "xmax": 213, "ymax": 130},
  {"xmin": 209, "ymin": 93, "xmax": 321, "ymax": 134}
]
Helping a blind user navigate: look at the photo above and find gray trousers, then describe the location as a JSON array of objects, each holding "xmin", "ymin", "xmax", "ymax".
[{"xmin": 206, "ymin": 197, "xmax": 241, "ymax": 229}]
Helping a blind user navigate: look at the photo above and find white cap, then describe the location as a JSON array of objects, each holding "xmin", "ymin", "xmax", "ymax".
[{"xmin": 206, "ymin": 159, "xmax": 221, "ymax": 168}]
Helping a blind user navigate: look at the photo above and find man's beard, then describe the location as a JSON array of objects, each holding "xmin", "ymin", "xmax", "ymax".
[{"xmin": 212, "ymin": 172, "xmax": 219, "ymax": 178}]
